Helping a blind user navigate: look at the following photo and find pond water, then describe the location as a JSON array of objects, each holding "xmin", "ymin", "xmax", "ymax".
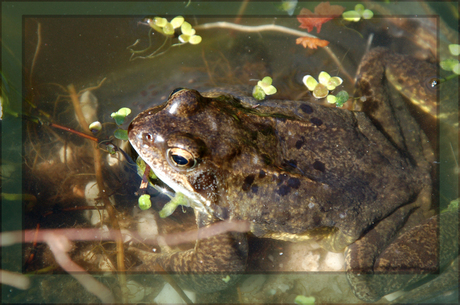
[{"xmin": 2, "ymin": 1, "xmax": 459, "ymax": 304}]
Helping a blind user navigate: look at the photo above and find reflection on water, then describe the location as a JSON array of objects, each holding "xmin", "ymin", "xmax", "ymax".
[{"xmin": 1, "ymin": 1, "xmax": 458, "ymax": 303}]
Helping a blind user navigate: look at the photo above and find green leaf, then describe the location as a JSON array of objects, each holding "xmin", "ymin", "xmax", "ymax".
[
  {"xmin": 114, "ymin": 129, "xmax": 128, "ymax": 140},
  {"xmin": 326, "ymin": 95, "xmax": 337, "ymax": 104},
  {"xmin": 159, "ymin": 192, "xmax": 189, "ymax": 218},
  {"xmin": 136, "ymin": 157, "xmax": 158, "ymax": 180},
  {"xmin": 449, "ymin": 44, "xmax": 460, "ymax": 56},
  {"xmin": 181, "ymin": 21, "xmax": 193, "ymax": 35},
  {"xmin": 343, "ymin": 10, "xmax": 361, "ymax": 22},
  {"xmin": 260, "ymin": 76, "xmax": 273, "ymax": 86},
  {"xmin": 138, "ymin": 194, "xmax": 152, "ymax": 210},
  {"xmin": 302, "ymin": 75, "xmax": 318, "ymax": 91},
  {"xmin": 154, "ymin": 17, "xmax": 167, "ymax": 27},
  {"xmin": 189, "ymin": 35, "xmax": 202, "ymax": 45},
  {"xmin": 453, "ymin": 63, "xmax": 460, "ymax": 75},
  {"xmin": 318, "ymin": 71, "xmax": 331, "ymax": 85},
  {"xmin": 354, "ymin": 4, "xmax": 365, "ymax": 13},
  {"xmin": 362, "ymin": 9, "xmax": 374, "ymax": 19},
  {"xmin": 263, "ymin": 85, "xmax": 277, "ymax": 95},
  {"xmin": 163, "ymin": 23, "xmax": 174, "ymax": 35},
  {"xmin": 440, "ymin": 58, "xmax": 459, "ymax": 71},
  {"xmin": 294, "ymin": 295, "xmax": 315, "ymax": 305},
  {"xmin": 252, "ymin": 85, "xmax": 266, "ymax": 101},
  {"xmin": 334, "ymin": 90, "xmax": 349, "ymax": 107},
  {"xmin": 89, "ymin": 121, "xmax": 102, "ymax": 132},
  {"xmin": 171, "ymin": 16, "xmax": 184, "ymax": 29},
  {"xmin": 312, "ymin": 83, "xmax": 328, "ymax": 99}
]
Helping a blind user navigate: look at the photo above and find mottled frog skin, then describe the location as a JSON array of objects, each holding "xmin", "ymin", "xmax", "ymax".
[{"xmin": 128, "ymin": 48, "xmax": 438, "ymax": 301}]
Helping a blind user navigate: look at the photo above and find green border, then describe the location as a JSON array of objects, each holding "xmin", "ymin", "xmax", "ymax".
[{"xmin": 1, "ymin": 1, "xmax": 458, "ymax": 304}]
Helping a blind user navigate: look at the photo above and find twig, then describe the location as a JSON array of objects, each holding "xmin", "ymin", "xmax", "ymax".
[
  {"xmin": 194, "ymin": 22, "xmax": 353, "ymax": 83},
  {"xmin": 68, "ymin": 84, "xmax": 128, "ymax": 302},
  {"xmin": 44, "ymin": 232, "xmax": 115, "ymax": 303},
  {"xmin": 49, "ymin": 123, "xmax": 98, "ymax": 142},
  {"xmin": 0, "ymin": 270, "xmax": 30, "ymax": 290}
]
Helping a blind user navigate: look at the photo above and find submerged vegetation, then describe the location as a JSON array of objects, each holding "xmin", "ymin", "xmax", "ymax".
[{"xmin": 1, "ymin": 1, "xmax": 458, "ymax": 303}]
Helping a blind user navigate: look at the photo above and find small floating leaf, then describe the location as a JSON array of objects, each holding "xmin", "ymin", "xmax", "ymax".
[
  {"xmin": 171, "ymin": 16, "xmax": 184, "ymax": 29},
  {"xmin": 163, "ymin": 22, "xmax": 174, "ymax": 35},
  {"xmin": 342, "ymin": 10, "xmax": 361, "ymax": 22},
  {"xmin": 154, "ymin": 17, "xmax": 167, "ymax": 27},
  {"xmin": 354, "ymin": 4, "xmax": 365, "ymax": 13},
  {"xmin": 159, "ymin": 192, "xmax": 189, "ymax": 218},
  {"xmin": 334, "ymin": 90, "xmax": 349, "ymax": 107},
  {"xmin": 302, "ymin": 75, "xmax": 318, "ymax": 91},
  {"xmin": 89, "ymin": 121, "xmax": 102, "ymax": 133},
  {"xmin": 138, "ymin": 194, "xmax": 152, "ymax": 210},
  {"xmin": 181, "ymin": 21, "xmax": 193, "ymax": 35},
  {"xmin": 111, "ymin": 107, "xmax": 131, "ymax": 125},
  {"xmin": 252, "ymin": 85, "xmax": 266, "ymax": 101},
  {"xmin": 189, "ymin": 35, "xmax": 202, "ymax": 45},
  {"xmin": 114, "ymin": 129, "xmax": 128, "ymax": 141},
  {"xmin": 362, "ymin": 9, "xmax": 374, "ymax": 19},
  {"xmin": 440, "ymin": 58, "xmax": 459, "ymax": 71},
  {"xmin": 312, "ymin": 83, "xmax": 328, "ymax": 98},
  {"xmin": 318, "ymin": 71, "xmax": 331, "ymax": 85},
  {"xmin": 449, "ymin": 44, "xmax": 460, "ymax": 56},
  {"xmin": 326, "ymin": 95, "xmax": 337, "ymax": 104},
  {"xmin": 294, "ymin": 295, "xmax": 315, "ymax": 305},
  {"xmin": 453, "ymin": 63, "xmax": 460, "ymax": 75}
]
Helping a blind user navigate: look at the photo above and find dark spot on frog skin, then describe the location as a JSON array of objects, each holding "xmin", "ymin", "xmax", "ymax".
[
  {"xmin": 277, "ymin": 173, "xmax": 288, "ymax": 185},
  {"xmin": 300, "ymin": 103, "xmax": 314, "ymax": 114},
  {"xmin": 287, "ymin": 177, "xmax": 301, "ymax": 189},
  {"xmin": 310, "ymin": 117, "xmax": 323, "ymax": 127},
  {"xmin": 261, "ymin": 154, "xmax": 272, "ymax": 165},
  {"xmin": 276, "ymin": 185, "xmax": 291, "ymax": 196},
  {"xmin": 313, "ymin": 160, "xmax": 326, "ymax": 172},
  {"xmin": 295, "ymin": 136, "xmax": 305, "ymax": 149},
  {"xmin": 251, "ymin": 185, "xmax": 258, "ymax": 194},
  {"xmin": 259, "ymin": 170, "xmax": 266, "ymax": 179},
  {"xmin": 242, "ymin": 174, "xmax": 256, "ymax": 191}
]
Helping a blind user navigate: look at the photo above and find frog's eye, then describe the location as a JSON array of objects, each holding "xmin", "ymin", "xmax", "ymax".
[
  {"xmin": 167, "ymin": 148, "xmax": 197, "ymax": 169},
  {"xmin": 169, "ymin": 88, "xmax": 185, "ymax": 98}
]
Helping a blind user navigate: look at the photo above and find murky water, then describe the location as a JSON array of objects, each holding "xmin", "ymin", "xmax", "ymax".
[{"xmin": 2, "ymin": 1, "xmax": 458, "ymax": 304}]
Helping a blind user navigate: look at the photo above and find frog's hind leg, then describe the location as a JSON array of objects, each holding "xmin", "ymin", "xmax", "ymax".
[{"xmin": 130, "ymin": 211, "xmax": 248, "ymax": 293}]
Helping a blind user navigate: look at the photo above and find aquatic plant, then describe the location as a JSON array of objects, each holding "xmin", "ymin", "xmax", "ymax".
[
  {"xmin": 252, "ymin": 76, "xmax": 277, "ymax": 100},
  {"xmin": 303, "ymin": 71, "xmax": 342, "ymax": 98},
  {"xmin": 440, "ymin": 44, "xmax": 460, "ymax": 75},
  {"xmin": 342, "ymin": 4, "xmax": 374, "ymax": 22},
  {"xmin": 109, "ymin": 107, "xmax": 131, "ymax": 140}
]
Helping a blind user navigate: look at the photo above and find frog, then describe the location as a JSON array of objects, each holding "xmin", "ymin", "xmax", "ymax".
[{"xmin": 127, "ymin": 47, "xmax": 444, "ymax": 301}]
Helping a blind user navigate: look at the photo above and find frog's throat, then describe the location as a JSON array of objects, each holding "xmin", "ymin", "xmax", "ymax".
[{"xmin": 151, "ymin": 166, "xmax": 212, "ymax": 215}]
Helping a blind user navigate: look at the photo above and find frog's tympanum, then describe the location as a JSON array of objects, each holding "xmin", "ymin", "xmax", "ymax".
[{"xmin": 128, "ymin": 48, "xmax": 448, "ymax": 301}]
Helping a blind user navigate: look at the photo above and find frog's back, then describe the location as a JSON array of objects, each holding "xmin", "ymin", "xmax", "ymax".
[{"xmin": 206, "ymin": 92, "xmax": 430, "ymax": 249}]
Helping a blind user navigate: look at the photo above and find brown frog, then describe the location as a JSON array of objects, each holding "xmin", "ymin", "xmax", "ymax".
[{"xmin": 127, "ymin": 48, "xmax": 445, "ymax": 301}]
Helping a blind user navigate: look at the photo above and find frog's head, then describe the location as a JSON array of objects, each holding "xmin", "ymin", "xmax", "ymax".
[{"xmin": 128, "ymin": 88, "xmax": 253, "ymax": 216}]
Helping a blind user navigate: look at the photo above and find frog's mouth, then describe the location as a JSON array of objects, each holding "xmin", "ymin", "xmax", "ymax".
[{"xmin": 136, "ymin": 152, "xmax": 214, "ymax": 217}]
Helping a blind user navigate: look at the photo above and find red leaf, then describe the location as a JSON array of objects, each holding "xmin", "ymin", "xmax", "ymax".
[
  {"xmin": 296, "ymin": 37, "xmax": 330, "ymax": 49},
  {"xmin": 297, "ymin": 2, "xmax": 345, "ymax": 33}
]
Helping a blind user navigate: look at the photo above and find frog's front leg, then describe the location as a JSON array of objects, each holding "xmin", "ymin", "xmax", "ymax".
[{"xmin": 132, "ymin": 210, "xmax": 248, "ymax": 293}]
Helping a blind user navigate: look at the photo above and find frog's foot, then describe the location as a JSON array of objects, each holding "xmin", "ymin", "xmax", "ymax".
[
  {"xmin": 346, "ymin": 208, "xmax": 459, "ymax": 302},
  {"xmin": 129, "ymin": 227, "xmax": 248, "ymax": 293}
]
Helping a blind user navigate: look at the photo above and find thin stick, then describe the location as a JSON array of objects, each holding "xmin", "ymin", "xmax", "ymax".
[
  {"xmin": 195, "ymin": 22, "xmax": 353, "ymax": 83},
  {"xmin": 49, "ymin": 123, "xmax": 98, "ymax": 142}
]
